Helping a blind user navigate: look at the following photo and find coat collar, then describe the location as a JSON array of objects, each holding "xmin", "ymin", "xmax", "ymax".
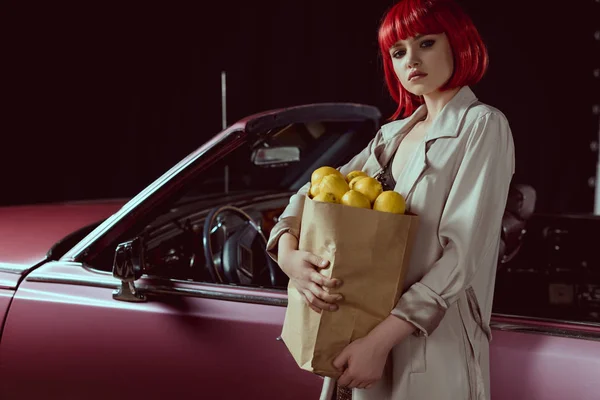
[
  {"xmin": 377, "ymin": 86, "xmax": 479, "ymax": 204},
  {"xmin": 380, "ymin": 86, "xmax": 479, "ymax": 142}
]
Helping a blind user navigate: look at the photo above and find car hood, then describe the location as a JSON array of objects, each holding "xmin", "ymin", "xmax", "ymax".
[{"xmin": 0, "ymin": 200, "xmax": 126, "ymax": 272}]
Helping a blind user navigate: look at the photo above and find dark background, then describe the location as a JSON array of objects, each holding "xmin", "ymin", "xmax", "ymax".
[{"xmin": 2, "ymin": 0, "xmax": 599, "ymax": 214}]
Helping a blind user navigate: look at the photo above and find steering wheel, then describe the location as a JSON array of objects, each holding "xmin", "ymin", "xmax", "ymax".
[{"xmin": 202, "ymin": 205, "xmax": 286, "ymax": 287}]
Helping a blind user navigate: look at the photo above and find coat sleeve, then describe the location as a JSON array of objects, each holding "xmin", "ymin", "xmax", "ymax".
[
  {"xmin": 391, "ymin": 112, "xmax": 515, "ymax": 336},
  {"xmin": 265, "ymin": 130, "xmax": 383, "ymax": 262}
]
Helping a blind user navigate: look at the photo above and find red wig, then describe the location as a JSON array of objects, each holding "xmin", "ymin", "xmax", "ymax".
[{"xmin": 378, "ymin": 0, "xmax": 489, "ymax": 120}]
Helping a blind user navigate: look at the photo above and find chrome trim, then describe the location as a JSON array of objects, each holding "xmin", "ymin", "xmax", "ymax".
[
  {"xmin": 164, "ymin": 276, "xmax": 287, "ymax": 296},
  {"xmin": 27, "ymin": 274, "xmax": 120, "ymax": 290},
  {"xmin": 490, "ymin": 321, "xmax": 600, "ymax": 341},
  {"xmin": 0, "ymin": 259, "xmax": 47, "ymax": 275},
  {"xmin": 492, "ymin": 313, "xmax": 600, "ymax": 329},
  {"xmin": 147, "ymin": 285, "xmax": 287, "ymax": 307},
  {"xmin": 113, "ymin": 281, "xmax": 147, "ymax": 303},
  {"xmin": 0, "ymin": 267, "xmax": 23, "ymax": 275},
  {"xmin": 26, "ymin": 274, "xmax": 600, "ymax": 340},
  {"xmin": 25, "ymin": 274, "xmax": 288, "ymax": 308}
]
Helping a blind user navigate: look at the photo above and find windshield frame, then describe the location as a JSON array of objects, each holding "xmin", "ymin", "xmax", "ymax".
[{"xmin": 60, "ymin": 103, "xmax": 381, "ymax": 264}]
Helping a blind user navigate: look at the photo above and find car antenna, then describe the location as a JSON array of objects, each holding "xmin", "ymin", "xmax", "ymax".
[{"xmin": 221, "ymin": 70, "xmax": 229, "ymax": 194}]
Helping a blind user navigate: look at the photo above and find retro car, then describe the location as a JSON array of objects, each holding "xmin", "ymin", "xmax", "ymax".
[{"xmin": 0, "ymin": 103, "xmax": 598, "ymax": 399}]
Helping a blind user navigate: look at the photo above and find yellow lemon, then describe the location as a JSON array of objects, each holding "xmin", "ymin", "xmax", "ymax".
[
  {"xmin": 313, "ymin": 192, "xmax": 338, "ymax": 203},
  {"xmin": 341, "ymin": 190, "xmax": 371, "ymax": 209},
  {"xmin": 345, "ymin": 170, "xmax": 368, "ymax": 184},
  {"xmin": 309, "ymin": 182, "xmax": 320, "ymax": 198},
  {"xmin": 373, "ymin": 191, "xmax": 406, "ymax": 214},
  {"xmin": 349, "ymin": 176, "xmax": 367, "ymax": 190},
  {"xmin": 311, "ymin": 166, "xmax": 343, "ymax": 186},
  {"xmin": 353, "ymin": 177, "xmax": 383, "ymax": 204},
  {"xmin": 319, "ymin": 174, "xmax": 350, "ymax": 201}
]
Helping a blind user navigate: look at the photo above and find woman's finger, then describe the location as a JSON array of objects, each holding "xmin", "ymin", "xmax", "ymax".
[
  {"xmin": 356, "ymin": 381, "xmax": 372, "ymax": 389},
  {"xmin": 309, "ymin": 270, "xmax": 341, "ymax": 289},
  {"xmin": 306, "ymin": 285, "xmax": 339, "ymax": 311},
  {"xmin": 332, "ymin": 346, "xmax": 350, "ymax": 371},
  {"xmin": 308, "ymin": 281, "xmax": 343, "ymax": 304},
  {"xmin": 304, "ymin": 290, "xmax": 336, "ymax": 311},
  {"xmin": 302, "ymin": 252, "xmax": 329, "ymax": 269},
  {"xmin": 337, "ymin": 370, "xmax": 352, "ymax": 388},
  {"xmin": 300, "ymin": 292, "xmax": 322, "ymax": 313},
  {"xmin": 348, "ymin": 379, "xmax": 360, "ymax": 389}
]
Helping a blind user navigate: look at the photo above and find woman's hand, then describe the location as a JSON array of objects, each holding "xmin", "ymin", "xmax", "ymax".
[
  {"xmin": 332, "ymin": 315, "xmax": 417, "ymax": 389},
  {"xmin": 278, "ymin": 234, "xmax": 343, "ymax": 313},
  {"xmin": 332, "ymin": 336, "xmax": 389, "ymax": 390}
]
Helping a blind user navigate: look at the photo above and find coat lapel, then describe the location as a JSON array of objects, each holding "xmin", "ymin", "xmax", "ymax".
[
  {"xmin": 377, "ymin": 106, "xmax": 426, "ymax": 170},
  {"xmin": 393, "ymin": 86, "xmax": 479, "ymax": 202},
  {"xmin": 425, "ymin": 86, "xmax": 479, "ymax": 142}
]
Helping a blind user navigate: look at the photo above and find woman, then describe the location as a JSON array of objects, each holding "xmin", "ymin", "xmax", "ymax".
[{"xmin": 266, "ymin": 0, "xmax": 515, "ymax": 398}]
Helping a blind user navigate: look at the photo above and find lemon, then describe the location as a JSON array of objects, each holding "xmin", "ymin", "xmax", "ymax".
[
  {"xmin": 349, "ymin": 176, "xmax": 367, "ymax": 190},
  {"xmin": 313, "ymin": 192, "xmax": 339, "ymax": 203},
  {"xmin": 345, "ymin": 170, "xmax": 368, "ymax": 184},
  {"xmin": 341, "ymin": 190, "xmax": 371, "ymax": 209},
  {"xmin": 309, "ymin": 182, "xmax": 320, "ymax": 198},
  {"xmin": 319, "ymin": 174, "xmax": 350, "ymax": 201},
  {"xmin": 311, "ymin": 166, "xmax": 344, "ymax": 186},
  {"xmin": 353, "ymin": 177, "xmax": 383, "ymax": 204},
  {"xmin": 373, "ymin": 191, "xmax": 406, "ymax": 214}
]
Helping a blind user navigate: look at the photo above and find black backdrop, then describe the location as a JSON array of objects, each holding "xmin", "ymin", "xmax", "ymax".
[{"xmin": 2, "ymin": 0, "xmax": 599, "ymax": 214}]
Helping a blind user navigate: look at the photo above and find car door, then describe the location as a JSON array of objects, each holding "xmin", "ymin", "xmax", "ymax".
[
  {"xmin": 489, "ymin": 316, "xmax": 600, "ymax": 400},
  {"xmin": 0, "ymin": 103, "xmax": 382, "ymax": 399},
  {"xmin": 0, "ymin": 259, "xmax": 322, "ymax": 399}
]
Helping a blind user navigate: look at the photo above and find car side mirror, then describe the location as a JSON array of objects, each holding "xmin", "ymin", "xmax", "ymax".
[
  {"xmin": 112, "ymin": 237, "xmax": 147, "ymax": 302},
  {"xmin": 251, "ymin": 146, "xmax": 300, "ymax": 167}
]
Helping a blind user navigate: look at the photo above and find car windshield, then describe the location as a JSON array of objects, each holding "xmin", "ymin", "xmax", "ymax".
[
  {"xmin": 76, "ymin": 118, "xmax": 375, "ymax": 271},
  {"xmin": 178, "ymin": 120, "xmax": 372, "ymax": 201}
]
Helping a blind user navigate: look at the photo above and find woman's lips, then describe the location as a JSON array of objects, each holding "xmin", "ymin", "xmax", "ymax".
[{"xmin": 409, "ymin": 73, "xmax": 427, "ymax": 81}]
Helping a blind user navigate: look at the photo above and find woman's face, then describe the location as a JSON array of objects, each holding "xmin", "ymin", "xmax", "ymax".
[{"xmin": 389, "ymin": 33, "xmax": 454, "ymax": 96}]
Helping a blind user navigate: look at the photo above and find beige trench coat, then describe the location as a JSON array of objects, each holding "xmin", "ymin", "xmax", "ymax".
[{"xmin": 266, "ymin": 86, "xmax": 515, "ymax": 400}]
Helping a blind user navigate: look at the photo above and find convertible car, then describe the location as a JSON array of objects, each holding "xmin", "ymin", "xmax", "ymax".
[{"xmin": 0, "ymin": 104, "xmax": 598, "ymax": 399}]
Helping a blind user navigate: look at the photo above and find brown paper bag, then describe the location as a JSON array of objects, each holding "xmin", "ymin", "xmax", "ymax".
[{"xmin": 281, "ymin": 195, "xmax": 419, "ymax": 378}]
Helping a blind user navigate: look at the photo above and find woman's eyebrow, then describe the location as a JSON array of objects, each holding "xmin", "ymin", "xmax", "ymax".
[{"xmin": 391, "ymin": 34, "xmax": 425, "ymax": 49}]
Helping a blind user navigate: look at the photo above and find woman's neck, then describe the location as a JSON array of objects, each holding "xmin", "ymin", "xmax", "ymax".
[{"xmin": 421, "ymin": 86, "xmax": 461, "ymax": 123}]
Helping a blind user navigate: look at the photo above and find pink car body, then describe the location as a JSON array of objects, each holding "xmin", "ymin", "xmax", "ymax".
[{"xmin": 0, "ymin": 104, "xmax": 598, "ymax": 399}]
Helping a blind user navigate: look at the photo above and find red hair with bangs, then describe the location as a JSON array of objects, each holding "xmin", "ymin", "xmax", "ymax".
[{"xmin": 378, "ymin": 0, "xmax": 488, "ymax": 119}]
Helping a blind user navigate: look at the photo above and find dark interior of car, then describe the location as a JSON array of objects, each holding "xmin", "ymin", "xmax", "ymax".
[{"xmin": 132, "ymin": 181, "xmax": 538, "ymax": 293}]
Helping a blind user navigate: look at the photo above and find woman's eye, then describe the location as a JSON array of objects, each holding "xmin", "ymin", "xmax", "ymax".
[
  {"xmin": 392, "ymin": 50, "xmax": 406, "ymax": 58},
  {"xmin": 421, "ymin": 40, "xmax": 435, "ymax": 48}
]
